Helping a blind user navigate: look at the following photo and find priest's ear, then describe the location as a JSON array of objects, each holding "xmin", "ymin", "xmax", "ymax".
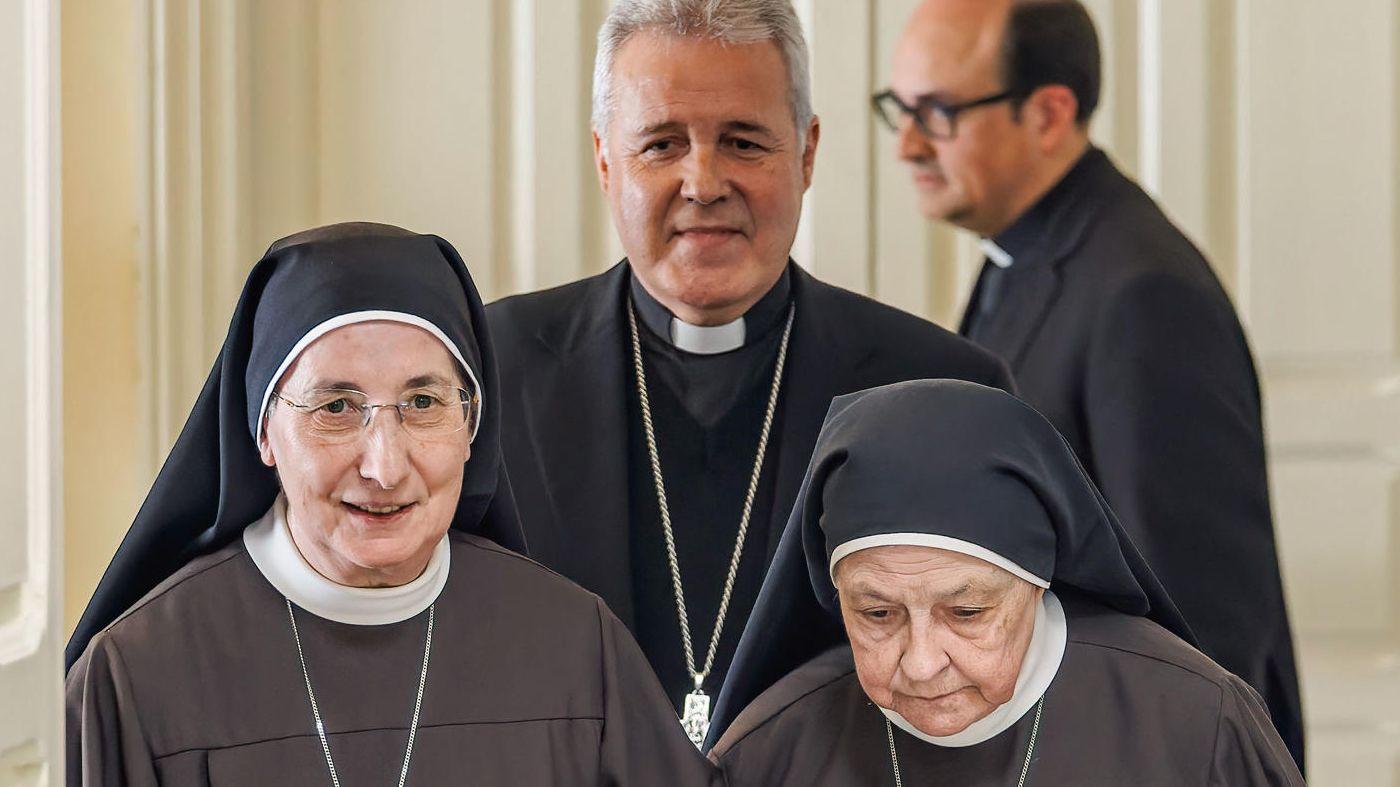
[
  {"xmin": 800, "ymin": 115, "xmax": 821, "ymax": 191},
  {"xmin": 1019, "ymin": 83, "xmax": 1083, "ymax": 155},
  {"xmin": 593, "ymin": 129, "xmax": 611, "ymax": 193}
]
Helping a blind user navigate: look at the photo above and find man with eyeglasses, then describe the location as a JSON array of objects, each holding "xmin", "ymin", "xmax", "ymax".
[{"xmin": 877, "ymin": 0, "xmax": 1304, "ymax": 769}]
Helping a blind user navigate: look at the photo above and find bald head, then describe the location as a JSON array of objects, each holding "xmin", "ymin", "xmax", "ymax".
[{"xmin": 894, "ymin": 0, "xmax": 1009, "ymax": 99}]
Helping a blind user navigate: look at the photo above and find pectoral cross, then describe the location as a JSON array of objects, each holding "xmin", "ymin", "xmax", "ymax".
[{"xmin": 681, "ymin": 684, "xmax": 711, "ymax": 749}]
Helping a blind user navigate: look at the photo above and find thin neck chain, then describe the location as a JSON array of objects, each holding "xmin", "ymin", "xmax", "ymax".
[
  {"xmin": 886, "ymin": 696, "xmax": 1045, "ymax": 787},
  {"xmin": 286, "ymin": 598, "xmax": 435, "ymax": 787},
  {"xmin": 626, "ymin": 300, "xmax": 795, "ymax": 687}
]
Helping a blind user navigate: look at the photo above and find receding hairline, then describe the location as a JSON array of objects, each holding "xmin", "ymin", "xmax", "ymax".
[
  {"xmin": 607, "ymin": 32, "xmax": 800, "ymax": 137},
  {"xmin": 591, "ymin": 0, "xmax": 814, "ymax": 141}
]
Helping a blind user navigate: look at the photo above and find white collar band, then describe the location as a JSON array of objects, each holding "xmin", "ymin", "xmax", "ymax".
[
  {"xmin": 243, "ymin": 495, "xmax": 449, "ymax": 625},
  {"xmin": 670, "ymin": 316, "xmax": 746, "ymax": 355},
  {"xmin": 878, "ymin": 591, "xmax": 1066, "ymax": 747},
  {"xmin": 980, "ymin": 239, "xmax": 1015, "ymax": 269}
]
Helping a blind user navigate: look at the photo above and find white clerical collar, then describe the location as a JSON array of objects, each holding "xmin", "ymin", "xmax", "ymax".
[
  {"xmin": 244, "ymin": 495, "xmax": 449, "ymax": 625},
  {"xmin": 670, "ymin": 316, "xmax": 746, "ymax": 355},
  {"xmin": 980, "ymin": 238, "xmax": 1015, "ymax": 269},
  {"xmin": 878, "ymin": 591, "xmax": 1067, "ymax": 748}
]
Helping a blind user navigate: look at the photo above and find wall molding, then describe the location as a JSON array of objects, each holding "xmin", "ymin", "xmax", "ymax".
[{"xmin": 136, "ymin": 0, "xmax": 251, "ymax": 472}]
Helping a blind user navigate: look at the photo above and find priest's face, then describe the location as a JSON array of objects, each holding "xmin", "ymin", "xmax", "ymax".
[
  {"xmin": 259, "ymin": 321, "xmax": 473, "ymax": 588},
  {"xmin": 594, "ymin": 32, "xmax": 819, "ymax": 326},
  {"xmin": 888, "ymin": 0, "xmax": 1042, "ymax": 236},
  {"xmin": 835, "ymin": 545, "xmax": 1043, "ymax": 737}
]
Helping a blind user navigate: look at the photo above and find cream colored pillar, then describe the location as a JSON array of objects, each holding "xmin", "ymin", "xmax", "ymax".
[{"xmin": 0, "ymin": 0, "xmax": 63, "ymax": 783}]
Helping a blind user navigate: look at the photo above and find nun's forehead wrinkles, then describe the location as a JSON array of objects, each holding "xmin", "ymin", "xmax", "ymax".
[{"xmin": 838, "ymin": 552, "xmax": 1017, "ymax": 599}]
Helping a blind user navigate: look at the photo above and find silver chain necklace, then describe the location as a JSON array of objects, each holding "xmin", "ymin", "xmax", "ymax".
[
  {"xmin": 885, "ymin": 695, "xmax": 1045, "ymax": 787},
  {"xmin": 286, "ymin": 599, "xmax": 435, "ymax": 787},
  {"xmin": 627, "ymin": 300, "xmax": 795, "ymax": 748}
]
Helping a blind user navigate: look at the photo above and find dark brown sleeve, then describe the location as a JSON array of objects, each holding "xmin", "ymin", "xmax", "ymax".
[
  {"xmin": 65, "ymin": 636, "xmax": 160, "ymax": 787},
  {"xmin": 1208, "ymin": 676, "xmax": 1306, "ymax": 786},
  {"xmin": 594, "ymin": 598, "xmax": 725, "ymax": 787}
]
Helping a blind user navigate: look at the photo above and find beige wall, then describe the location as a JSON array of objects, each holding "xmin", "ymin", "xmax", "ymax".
[
  {"xmin": 61, "ymin": 0, "xmax": 146, "ymax": 637},
  {"xmin": 57, "ymin": 2, "xmax": 1400, "ymax": 783}
]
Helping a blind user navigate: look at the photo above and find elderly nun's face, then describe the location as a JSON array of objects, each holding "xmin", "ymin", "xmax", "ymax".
[
  {"xmin": 835, "ymin": 545, "xmax": 1043, "ymax": 736},
  {"xmin": 259, "ymin": 321, "xmax": 472, "ymax": 587}
]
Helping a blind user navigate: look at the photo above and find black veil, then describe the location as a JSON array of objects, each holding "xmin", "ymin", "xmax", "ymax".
[
  {"xmin": 67, "ymin": 223, "xmax": 526, "ymax": 669},
  {"xmin": 706, "ymin": 379, "xmax": 1193, "ymax": 747}
]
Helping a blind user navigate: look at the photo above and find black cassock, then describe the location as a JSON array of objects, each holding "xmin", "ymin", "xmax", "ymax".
[
  {"xmin": 487, "ymin": 262, "xmax": 1011, "ymax": 705},
  {"xmin": 712, "ymin": 595, "xmax": 1303, "ymax": 787},
  {"xmin": 959, "ymin": 147, "xmax": 1303, "ymax": 765}
]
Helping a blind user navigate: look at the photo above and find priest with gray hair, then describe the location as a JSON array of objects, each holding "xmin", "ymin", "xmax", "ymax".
[{"xmin": 488, "ymin": 0, "xmax": 1011, "ymax": 747}]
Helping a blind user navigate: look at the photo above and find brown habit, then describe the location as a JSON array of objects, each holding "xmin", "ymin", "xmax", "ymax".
[
  {"xmin": 67, "ymin": 532, "xmax": 721, "ymax": 787},
  {"xmin": 712, "ymin": 596, "xmax": 1304, "ymax": 787}
]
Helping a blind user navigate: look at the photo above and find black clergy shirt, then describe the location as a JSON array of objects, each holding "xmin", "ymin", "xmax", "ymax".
[{"xmin": 626, "ymin": 271, "xmax": 790, "ymax": 708}]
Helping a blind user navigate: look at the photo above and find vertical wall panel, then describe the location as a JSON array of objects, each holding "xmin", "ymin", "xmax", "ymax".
[
  {"xmin": 1080, "ymin": 0, "xmax": 1139, "ymax": 175},
  {"xmin": 0, "ymin": 0, "xmax": 32, "ymax": 611},
  {"xmin": 0, "ymin": 0, "xmax": 63, "ymax": 783},
  {"xmin": 1242, "ymin": 1, "xmax": 1400, "ymax": 782},
  {"xmin": 508, "ymin": 0, "xmax": 594, "ymax": 295},
  {"xmin": 143, "ymin": 0, "xmax": 210, "ymax": 457},
  {"xmin": 1135, "ymin": 0, "xmax": 1240, "ymax": 293},
  {"xmin": 61, "ymin": 0, "xmax": 146, "ymax": 638},
  {"xmin": 248, "ymin": 0, "xmax": 319, "ymax": 250},
  {"xmin": 801, "ymin": 0, "xmax": 874, "ymax": 295},
  {"xmin": 200, "ymin": 0, "xmax": 252, "ymax": 329},
  {"xmin": 1271, "ymin": 461, "xmax": 1395, "ymax": 634},
  {"xmin": 1242, "ymin": 0, "xmax": 1397, "ymax": 361},
  {"xmin": 579, "ymin": 0, "xmax": 622, "ymax": 277},
  {"xmin": 317, "ymin": 0, "xmax": 500, "ymax": 295}
]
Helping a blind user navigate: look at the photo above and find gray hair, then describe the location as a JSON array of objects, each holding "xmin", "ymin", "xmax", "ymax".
[{"xmin": 591, "ymin": 0, "xmax": 813, "ymax": 143}]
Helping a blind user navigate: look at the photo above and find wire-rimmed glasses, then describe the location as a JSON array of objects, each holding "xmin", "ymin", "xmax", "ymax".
[{"xmin": 271, "ymin": 385, "xmax": 480, "ymax": 444}]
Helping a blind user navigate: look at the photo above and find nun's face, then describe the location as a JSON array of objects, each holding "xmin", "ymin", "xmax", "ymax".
[
  {"xmin": 835, "ymin": 545, "xmax": 1042, "ymax": 736},
  {"xmin": 259, "ymin": 321, "xmax": 472, "ymax": 588}
]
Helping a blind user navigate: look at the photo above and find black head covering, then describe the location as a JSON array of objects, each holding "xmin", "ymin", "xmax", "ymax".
[
  {"xmin": 66, "ymin": 222, "xmax": 527, "ymax": 670},
  {"xmin": 705, "ymin": 379, "xmax": 1193, "ymax": 747}
]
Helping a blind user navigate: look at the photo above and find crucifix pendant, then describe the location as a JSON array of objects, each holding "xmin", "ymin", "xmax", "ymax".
[{"xmin": 681, "ymin": 685, "xmax": 711, "ymax": 749}]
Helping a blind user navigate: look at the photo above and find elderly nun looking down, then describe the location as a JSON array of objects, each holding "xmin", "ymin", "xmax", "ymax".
[
  {"xmin": 708, "ymin": 380, "xmax": 1304, "ymax": 786},
  {"xmin": 65, "ymin": 224, "xmax": 721, "ymax": 787}
]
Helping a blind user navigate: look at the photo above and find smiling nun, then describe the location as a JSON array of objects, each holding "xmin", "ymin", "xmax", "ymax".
[
  {"xmin": 707, "ymin": 380, "xmax": 1304, "ymax": 786},
  {"xmin": 66, "ymin": 223, "xmax": 720, "ymax": 787}
]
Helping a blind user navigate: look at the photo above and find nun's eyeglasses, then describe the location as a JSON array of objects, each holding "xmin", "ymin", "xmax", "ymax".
[
  {"xmin": 872, "ymin": 89, "xmax": 1018, "ymax": 140},
  {"xmin": 271, "ymin": 386, "xmax": 480, "ymax": 444}
]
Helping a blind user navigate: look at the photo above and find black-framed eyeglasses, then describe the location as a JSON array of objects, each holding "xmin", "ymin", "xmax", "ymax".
[
  {"xmin": 271, "ymin": 385, "xmax": 481, "ymax": 444},
  {"xmin": 872, "ymin": 89, "xmax": 1018, "ymax": 140}
]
